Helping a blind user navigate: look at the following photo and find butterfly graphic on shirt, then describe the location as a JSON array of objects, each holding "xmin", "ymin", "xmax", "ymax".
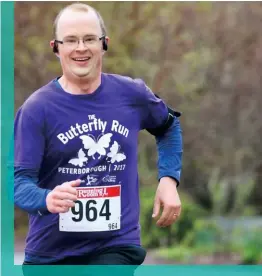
[
  {"xmin": 107, "ymin": 141, "xmax": 126, "ymax": 163},
  {"xmin": 68, "ymin": 148, "xmax": 88, "ymax": 167},
  {"xmin": 80, "ymin": 133, "xmax": 113, "ymax": 159}
]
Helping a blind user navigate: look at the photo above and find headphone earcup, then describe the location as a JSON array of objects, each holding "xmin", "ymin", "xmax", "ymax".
[
  {"xmin": 102, "ymin": 38, "xmax": 108, "ymax": 51},
  {"xmin": 53, "ymin": 43, "xmax": 59, "ymax": 53}
]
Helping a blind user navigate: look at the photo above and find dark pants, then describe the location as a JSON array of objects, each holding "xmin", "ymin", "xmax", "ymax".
[{"xmin": 22, "ymin": 245, "xmax": 147, "ymax": 276}]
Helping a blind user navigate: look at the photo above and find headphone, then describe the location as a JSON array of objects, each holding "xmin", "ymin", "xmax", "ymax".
[
  {"xmin": 102, "ymin": 36, "xmax": 108, "ymax": 51},
  {"xmin": 53, "ymin": 36, "xmax": 108, "ymax": 53},
  {"xmin": 53, "ymin": 42, "xmax": 59, "ymax": 53}
]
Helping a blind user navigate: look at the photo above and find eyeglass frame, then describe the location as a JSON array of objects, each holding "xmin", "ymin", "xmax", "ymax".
[{"xmin": 54, "ymin": 34, "xmax": 106, "ymax": 49}]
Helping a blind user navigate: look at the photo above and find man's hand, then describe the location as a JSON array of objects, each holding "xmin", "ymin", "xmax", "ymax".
[
  {"xmin": 46, "ymin": 179, "xmax": 81, "ymax": 213},
  {"xmin": 152, "ymin": 177, "xmax": 181, "ymax": 227}
]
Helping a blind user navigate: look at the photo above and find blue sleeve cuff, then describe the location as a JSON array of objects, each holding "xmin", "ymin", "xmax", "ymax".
[{"xmin": 156, "ymin": 116, "xmax": 183, "ymax": 186}]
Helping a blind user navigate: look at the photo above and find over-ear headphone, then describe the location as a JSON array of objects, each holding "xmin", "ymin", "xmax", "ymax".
[
  {"xmin": 52, "ymin": 36, "xmax": 108, "ymax": 53},
  {"xmin": 101, "ymin": 36, "xmax": 108, "ymax": 51},
  {"xmin": 53, "ymin": 41, "xmax": 59, "ymax": 53}
]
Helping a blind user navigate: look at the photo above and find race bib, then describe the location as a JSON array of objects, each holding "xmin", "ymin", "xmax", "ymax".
[{"xmin": 59, "ymin": 185, "xmax": 121, "ymax": 232}]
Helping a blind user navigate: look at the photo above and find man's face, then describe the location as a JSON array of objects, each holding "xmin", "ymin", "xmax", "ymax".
[{"xmin": 54, "ymin": 9, "xmax": 105, "ymax": 81}]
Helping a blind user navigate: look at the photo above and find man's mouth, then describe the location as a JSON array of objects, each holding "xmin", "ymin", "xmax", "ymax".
[{"xmin": 72, "ymin": 57, "xmax": 91, "ymax": 62}]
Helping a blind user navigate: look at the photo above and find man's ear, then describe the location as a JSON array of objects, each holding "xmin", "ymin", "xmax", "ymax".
[
  {"xmin": 50, "ymin": 40, "xmax": 55, "ymax": 48},
  {"xmin": 50, "ymin": 40, "xmax": 55, "ymax": 50},
  {"xmin": 105, "ymin": 36, "xmax": 110, "ymax": 45}
]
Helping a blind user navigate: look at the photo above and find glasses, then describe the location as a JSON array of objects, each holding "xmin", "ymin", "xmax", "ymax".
[{"xmin": 55, "ymin": 35, "xmax": 105, "ymax": 49}]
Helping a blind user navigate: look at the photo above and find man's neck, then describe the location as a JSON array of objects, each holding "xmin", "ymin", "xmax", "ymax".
[{"xmin": 58, "ymin": 74, "xmax": 102, "ymax": 95}]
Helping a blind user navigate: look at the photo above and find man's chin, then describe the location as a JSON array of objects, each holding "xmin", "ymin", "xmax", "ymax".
[
  {"xmin": 74, "ymin": 71, "xmax": 91, "ymax": 78},
  {"xmin": 71, "ymin": 67, "xmax": 99, "ymax": 80}
]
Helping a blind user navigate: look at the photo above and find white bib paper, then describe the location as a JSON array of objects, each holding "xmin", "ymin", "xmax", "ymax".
[{"xmin": 59, "ymin": 185, "xmax": 121, "ymax": 232}]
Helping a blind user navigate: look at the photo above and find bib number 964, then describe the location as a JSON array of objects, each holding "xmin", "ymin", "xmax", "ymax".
[
  {"xmin": 59, "ymin": 185, "xmax": 121, "ymax": 232},
  {"xmin": 72, "ymin": 199, "xmax": 111, "ymax": 222}
]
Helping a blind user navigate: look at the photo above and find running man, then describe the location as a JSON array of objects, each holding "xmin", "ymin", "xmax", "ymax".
[{"xmin": 14, "ymin": 2, "xmax": 183, "ymax": 273}]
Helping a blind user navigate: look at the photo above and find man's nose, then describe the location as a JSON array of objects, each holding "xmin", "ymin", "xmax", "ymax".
[{"xmin": 76, "ymin": 40, "xmax": 87, "ymax": 51}]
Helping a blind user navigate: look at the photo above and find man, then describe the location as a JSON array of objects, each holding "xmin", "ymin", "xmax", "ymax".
[{"xmin": 14, "ymin": 2, "xmax": 182, "ymax": 272}]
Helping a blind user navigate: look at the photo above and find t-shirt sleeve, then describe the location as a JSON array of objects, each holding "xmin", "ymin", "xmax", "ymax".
[
  {"xmin": 136, "ymin": 79, "xmax": 169, "ymax": 130},
  {"xmin": 14, "ymin": 100, "xmax": 45, "ymax": 170}
]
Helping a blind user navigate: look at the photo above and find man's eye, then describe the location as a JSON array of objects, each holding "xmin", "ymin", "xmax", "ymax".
[
  {"xmin": 85, "ymin": 38, "xmax": 95, "ymax": 42},
  {"xmin": 66, "ymin": 39, "xmax": 77, "ymax": 43}
]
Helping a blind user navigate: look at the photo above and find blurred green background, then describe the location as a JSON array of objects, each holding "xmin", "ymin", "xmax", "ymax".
[{"xmin": 14, "ymin": 1, "xmax": 262, "ymax": 264}]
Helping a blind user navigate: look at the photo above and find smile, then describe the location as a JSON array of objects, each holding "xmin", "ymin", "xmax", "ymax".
[{"xmin": 72, "ymin": 57, "xmax": 91, "ymax": 61}]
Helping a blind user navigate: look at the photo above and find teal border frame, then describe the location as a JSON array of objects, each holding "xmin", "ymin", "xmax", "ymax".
[
  {"xmin": 0, "ymin": 0, "xmax": 1, "ymax": 271},
  {"xmin": 1, "ymin": 1, "xmax": 262, "ymax": 276},
  {"xmin": 1, "ymin": 0, "xmax": 16, "ymax": 275}
]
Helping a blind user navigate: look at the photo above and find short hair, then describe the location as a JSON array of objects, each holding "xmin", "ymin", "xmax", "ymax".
[{"xmin": 53, "ymin": 3, "xmax": 107, "ymax": 38}]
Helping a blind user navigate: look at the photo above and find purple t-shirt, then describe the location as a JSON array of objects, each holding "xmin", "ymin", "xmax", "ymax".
[{"xmin": 14, "ymin": 73, "xmax": 168, "ymax": 260}]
